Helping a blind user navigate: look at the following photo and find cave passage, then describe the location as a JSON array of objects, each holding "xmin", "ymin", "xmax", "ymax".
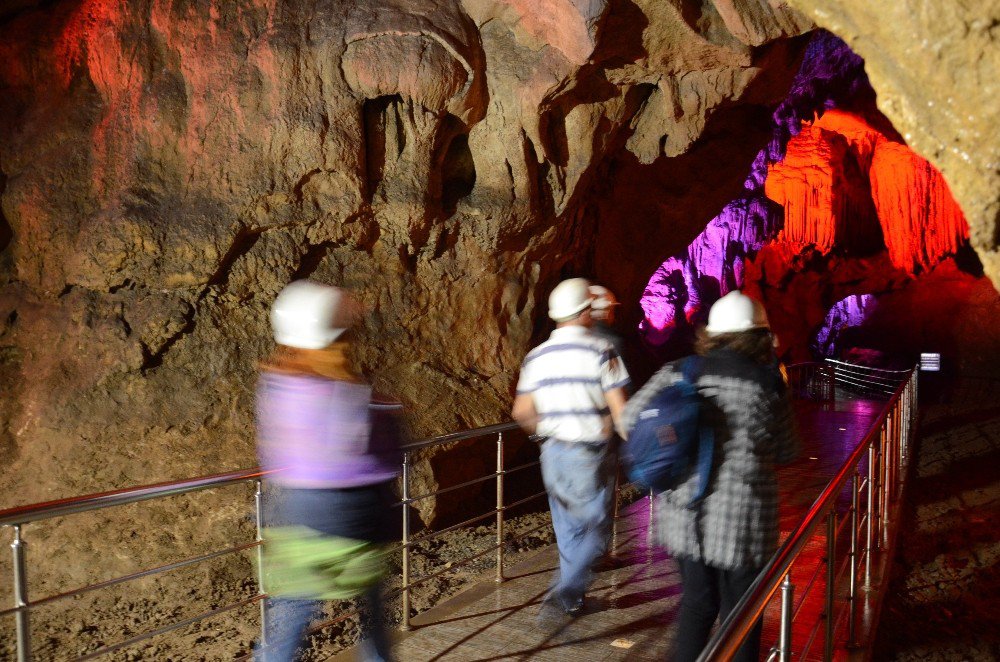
[{"xmin": 634, "ymin": 32, "xmax": 981, "ymax": 372}]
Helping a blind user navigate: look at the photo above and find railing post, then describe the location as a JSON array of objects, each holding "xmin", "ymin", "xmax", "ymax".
[
  {"xmin": 865, "ymin": 445, "xmax": 875, "ymax": 587},
  {"xmin": 848, "ymin": 471, "xmax": 859, "ymax": 646},
  {"xmin": 779, "ymin": 573, "xmax": 794, "ymax": 662},
  {"xmin": 880, "ymin": 424, "xmax": 890, "ymax": 550},
  {"xmin": 824, "ymin": 510, "xmax": 836, "ymax": 662},
  {"xmin": 894, "ymin": 394, "xmax": 910, "ymax": 499},
  {"xmin": 885, "ymin": 413, "xmax": 894, "ymax": 505},
  {"xmin": 496, "ymin": 432, "xmax": 505, "ymax": 583},
  {"xmin": 254, "ymin": 480, "xmax": 269, "ymax": 648},
  {"xmin": 611, "ymin": 466, "xmax": 621, "ymax": 552},
  {"xmin": 889, "ymin": 405, "xmax": 898, "ymax": 501},
  {"xmin": 12, "ymin": 524, "xmax": 30, "ymax": 662},
  {"xmin": 401, "ymin": 452, "xmax": 412, "ymax": 631}
]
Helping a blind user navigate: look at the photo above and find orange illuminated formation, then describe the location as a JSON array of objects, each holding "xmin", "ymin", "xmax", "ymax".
[{"xmin": 765, "ymin": 109, "xmax": 968, "ymax": 274}]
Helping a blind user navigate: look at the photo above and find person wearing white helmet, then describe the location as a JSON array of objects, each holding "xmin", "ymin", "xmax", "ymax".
[
  {"xmin": 256, "ymin": 280, "xmax": 400, "ymax": 662},
  {"xmin": 512, "ymin": 277, "xmax": 631, "ymax": 616},
  {"xmin": 588, "ymin": 284, "xmax": 630, "ymax": 382},
  {"xmin": 619, "ymin": 290, "xmax": 798, "ymax": 662}
]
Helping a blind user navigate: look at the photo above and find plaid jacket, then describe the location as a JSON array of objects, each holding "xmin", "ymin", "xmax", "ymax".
[{"xmin": 620, "ymin": 349, "xmax": 799, "ymax": 570}]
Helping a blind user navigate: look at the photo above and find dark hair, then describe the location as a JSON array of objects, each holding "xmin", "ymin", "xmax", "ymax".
[{"xmin": 695, "ymin": 327, "xmax": 775, "ymax": 365}]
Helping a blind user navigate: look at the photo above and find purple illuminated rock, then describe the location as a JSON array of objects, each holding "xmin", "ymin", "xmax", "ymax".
[
  {"xmin": 812, "ymin": 293, "xmax": 876, "ymax": 357},
  {"xmin": 640, "ymin": 31, "xmax": 876, "ymax": 351}
]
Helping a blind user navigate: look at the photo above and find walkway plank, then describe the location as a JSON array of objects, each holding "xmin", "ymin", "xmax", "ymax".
[{"xmin": 333, "ymin": 396, "xmax": 886, "ymax": 661}]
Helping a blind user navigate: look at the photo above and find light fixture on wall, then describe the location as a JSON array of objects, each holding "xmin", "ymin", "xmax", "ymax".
[{"xmin": 920, "ymin": 353, "xmax": 941, "ymax": 371}]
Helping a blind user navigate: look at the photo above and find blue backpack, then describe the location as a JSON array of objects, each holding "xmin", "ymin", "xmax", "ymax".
[{"xmin": 623, "ymin": 356, "xmax": 714, "ymax": 506}]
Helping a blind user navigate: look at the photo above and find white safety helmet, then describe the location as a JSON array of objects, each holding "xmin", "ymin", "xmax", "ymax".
[
  {"xmin": 270, "ymin": 280, "xmax": 352, "ymax": 349},
  {"xmin": 589, "ymin": 285, "xmax": 619, "ymax": 311},
  {"xmin": 548, "ymin": 277, "xmax": 594, "ymax": 322},
  {"xmin": 705, "ymin": 291, "xmax": 770, "ymax": 335}
]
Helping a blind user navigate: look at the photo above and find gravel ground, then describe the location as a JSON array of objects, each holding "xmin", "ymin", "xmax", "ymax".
[{"xmin": 873, "ymin": 377, "xmax": 1000, "ymax": 661}]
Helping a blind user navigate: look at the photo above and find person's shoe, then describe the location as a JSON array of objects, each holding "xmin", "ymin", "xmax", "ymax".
[
  {"xmin": 541, "ymin": 590, "xmax": 584, "ymax": 617},
  {"xmin": 563, "ymin": 596, "xmax": 584, "ymax": 616}
]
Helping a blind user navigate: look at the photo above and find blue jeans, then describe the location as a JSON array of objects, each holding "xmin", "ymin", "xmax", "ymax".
[
  {"xmin": 540, "ymin": 439, "xmax": 614, "ymax": 605},
  {"xmin": 256, "ymin": 585, "xmax": 392, "ymax": 661}
]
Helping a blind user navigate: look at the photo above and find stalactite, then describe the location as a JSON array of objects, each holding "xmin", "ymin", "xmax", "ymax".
[
  {"xmin": 764, "ymin": 121, "xmax": 881, "ymax": 255},
  {"xmin": 870, "ymin": 141, "xmax": 969, "ymax": 274},
  {"xmin": 639, "ymin": 195, "xmax": 780, "ymax": 347}
]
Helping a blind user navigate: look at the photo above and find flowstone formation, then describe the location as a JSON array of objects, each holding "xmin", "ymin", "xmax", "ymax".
[
  {"xmin": 784, "ymin": 0, "xmax": 1000, "ymax": 287},
  {"xmin": 639, "ymin": 31, "xmax": 1000, "ymax": 375},
  {"xmin": 0, "ymin": 0, "xmax": 813, "ymax": 525}
]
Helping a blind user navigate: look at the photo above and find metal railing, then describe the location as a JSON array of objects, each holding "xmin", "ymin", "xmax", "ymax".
[
  {"xmin": 786, "ymin": 362, "xmax": 836, "ymax": 401},
  {"xmin": 1, "ymin": 358, "xmax": 916, "ymax": 661},
  {"xmin": 787, "ymin": 359, "xmax": 913, "ymax": 400},
  {"xmin": 0, "ymin": 422, "xmax": 569, "ymax": 661},
  {"xmin": 823, "ymin": 359, "xmax": 913, "ymax": 397},
  {"xmin": 697, "ymin": 366, "xmax": 918, "ymax": 661}
]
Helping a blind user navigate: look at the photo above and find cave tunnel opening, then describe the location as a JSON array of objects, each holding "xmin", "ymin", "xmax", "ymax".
[
  {"xmin": 440, "ymin": 132, "xmax": 475, "ymax": 218},
  {"xmin": 362, "ymin": 94, "xmax": 405, "ymax": 203},
  {"xmin": 604, "ymin": 30, "xmax": 996, "ymax": 378}
]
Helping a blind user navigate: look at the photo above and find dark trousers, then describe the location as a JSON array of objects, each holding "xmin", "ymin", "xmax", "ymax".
[{"xmin": 674, "ymin": 557, "xmax": 763, "ymax": 662}]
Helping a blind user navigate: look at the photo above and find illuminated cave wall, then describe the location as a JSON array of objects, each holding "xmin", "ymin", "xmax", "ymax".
[
  {"xmin": 638, "ymin": 31, "xmax": 1000, "ymax": 375},
  {"xmin": 0, "ymin": 0, "xmax": 816, "ymax": 520}
]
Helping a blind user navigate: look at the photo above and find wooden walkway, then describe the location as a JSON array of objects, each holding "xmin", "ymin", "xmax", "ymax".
[{"xmin": 333, "ymin": 397, "xmax": 886, "ymax": 661}]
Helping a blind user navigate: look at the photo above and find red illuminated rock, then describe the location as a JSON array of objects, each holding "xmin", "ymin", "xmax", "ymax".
[
  {"xmin": 784, "ymin": 0, "xmax": 1000, "ymax": 285},
  {"xmin": 764, "ymin": 121, "xmax": 881, "ymax": 254},
  {"xmin": 766, "ymin": 110, "xmax": 969, "ymax": 274},
  {"xmin": 870, "ymin": 141, "xmax": 969, "ymax": 275}
]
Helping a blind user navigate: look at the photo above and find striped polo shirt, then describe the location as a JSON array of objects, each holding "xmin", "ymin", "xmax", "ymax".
[{"xmin": 516, "ymin": 325, "xmax": 631, "ymax": 444}]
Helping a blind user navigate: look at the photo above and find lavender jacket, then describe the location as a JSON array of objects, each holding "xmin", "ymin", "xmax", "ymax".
[{"xmin": 257, "ymin": 371, "xmax": 402, "ymax": 489}]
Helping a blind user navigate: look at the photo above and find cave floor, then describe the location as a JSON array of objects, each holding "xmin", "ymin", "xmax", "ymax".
[
  {"xmin": 873, "ymin": 376, "xmax": 1000, "ymax": 661},
  {"xmin": 332, "ymin": 397, "xmax": 886, "ymax": 662}
]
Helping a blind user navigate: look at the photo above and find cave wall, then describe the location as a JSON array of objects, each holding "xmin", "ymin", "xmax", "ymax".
[
  {"xmin": 0, "ymin": 0, "xmax": 815, "ymax": 517},
  {"xmin": 0, "ymin": 1, "xmax": 997, "ymax": 525}
]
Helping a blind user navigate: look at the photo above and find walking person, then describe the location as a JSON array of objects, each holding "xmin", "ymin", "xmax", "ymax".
[
  {"xmin": 256, "ymin": 280, "xmax": 401, "ymax": 662},
  {"xmin": 588, "ymin": 284, "xmax": 630, "ymax": 563},
  {"xmin": 512, "ymin": 277, "xmax": 631, "ymax": 615},
  {"xmin": 619, "ymin": 291, "xmax": 799, "ymax": 662},
  {"xmin": 588, "ymin": 285, "xmax": 628, "ymax": 376}
]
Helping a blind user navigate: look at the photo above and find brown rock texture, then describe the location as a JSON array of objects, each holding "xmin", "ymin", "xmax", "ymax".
[
  {"xmin": 0, "ymin": 0, "xmax": 811, "ymax": 524},
  {"xmin": 0, "ymin": 2, "xmax": 996, "ymax": 654}
]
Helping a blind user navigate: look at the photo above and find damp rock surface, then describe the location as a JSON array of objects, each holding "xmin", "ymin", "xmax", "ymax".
[{"xmin": 0, "ymin": 0, "xmax": 811, "ymax": 520}]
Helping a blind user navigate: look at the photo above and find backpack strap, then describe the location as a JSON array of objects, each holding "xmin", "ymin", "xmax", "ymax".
[
  {"xmin": 680, "ymin": 354, "xmax": 701, "ymax": 384},
  {"xmin": 684, "ymin": 354, "xmax": 716, "ymax": 511}
]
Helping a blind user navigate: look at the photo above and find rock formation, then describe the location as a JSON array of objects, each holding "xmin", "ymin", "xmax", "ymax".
[
  {"xmin": 0, "ymin": 1, "xmax": 997, "ymax": 529},
  {"xmin": 0, "ymin": 2, "xmax": 998, "ymax": 655},
  {"xmin": 0, "ymin": 0, "xmax": 816, "ymax": 524},
  {"xmin": 784, "ymin": 0, "xmax": 1000, "ymax": 286}
]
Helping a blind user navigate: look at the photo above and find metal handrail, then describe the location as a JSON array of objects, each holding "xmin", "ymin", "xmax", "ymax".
[
  {"xmin": 697, "ymin": 366, "xmax": 917, "ymax": 661},
  {"xmin": 0, "ymin": 426, "xmax": 522, "ymax": 527},
  {"xmin": 3, "ymin": 360, "xmax": 912, "ymax": 661},
  {"xmin": 0, "ymin": 421, "xmax": 546, "ymax": 661},
  {"xmin": 0, "ymin": 468, "xmax": 275, "ymax": 527},
  {"xmin": 824, "ymin": 359, "xmax": 912, "ymax": 374}
]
